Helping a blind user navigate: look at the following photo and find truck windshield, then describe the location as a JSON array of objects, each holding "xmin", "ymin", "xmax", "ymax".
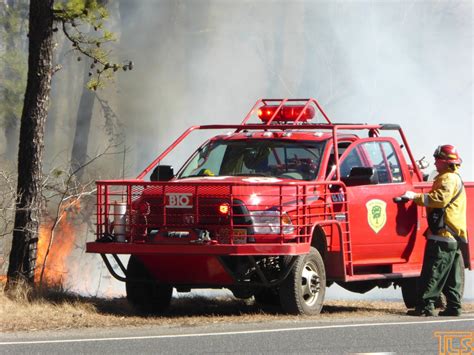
[{"xmin": 178, "ymin": 139, "xmax": 326, "ymax": 180}]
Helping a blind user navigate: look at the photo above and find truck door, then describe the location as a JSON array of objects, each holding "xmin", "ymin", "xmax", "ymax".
[{"xmin": 338, "ymin": 139, "xmax": 418, "ymax": 265}]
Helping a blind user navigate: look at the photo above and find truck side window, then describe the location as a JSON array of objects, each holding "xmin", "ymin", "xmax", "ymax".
[
  {"xmin": 362, "ymin": 141, "xmax": 403, "ymax": 184},
  {"xmin": 340, "ymin": 148, "xmax": 364, "ymax": 178},
  {"xmin": 364, "ymin": 142, "xmax": 388, "ymax": 183},
  {"xmin": 326, "ymin": 141, "xmax": 352, "ymax": 177},
  {"xmin": 337, "ymin": 140, "xmax": 404, "ymax": 185},
  {"xmin": 381, "ymin": 141, "xmax": 404, "ymax": 183}
]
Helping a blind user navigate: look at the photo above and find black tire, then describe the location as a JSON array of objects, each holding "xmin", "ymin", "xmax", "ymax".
[
  {"xmin": 126, "ymin": 255, "xmax": 173, "ymax": 314},
  {"xmin": 254, "ymin": 287, "xmax": 281, "ymax": 307},
  {"xmin": 401, "ymin": 278, "xmax": 418, "ymax": 309},
  {"xmin": 401, "ymin": 253, "xmax": 465, "ymax": 309},
  {"xmin": 402, "ymin": 278, "xmax": 449, "ymax": 309},
  {"xmin": 279, "ymin": 247, "xmax": 326, "ymax": 315}
]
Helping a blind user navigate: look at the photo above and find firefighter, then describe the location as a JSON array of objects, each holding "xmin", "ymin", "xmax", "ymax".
[{"xmin": 401, "ymin": 144, "xmax": 467, "ymax": 316}]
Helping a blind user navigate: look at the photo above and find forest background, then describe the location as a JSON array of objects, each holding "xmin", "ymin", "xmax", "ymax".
[{"xmin": 0, "ymin": 0, "xmax": 472, "ymax": 299}]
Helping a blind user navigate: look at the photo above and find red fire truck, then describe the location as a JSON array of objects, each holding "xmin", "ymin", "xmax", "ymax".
[{"xmin": 86, "ymin": 98, "xmax": 473, "ymax": 315}]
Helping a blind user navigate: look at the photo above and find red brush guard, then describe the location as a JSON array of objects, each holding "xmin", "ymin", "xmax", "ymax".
[{"xmin": 88, "ymin": 180, "xmax": 348, "ymax": 256}]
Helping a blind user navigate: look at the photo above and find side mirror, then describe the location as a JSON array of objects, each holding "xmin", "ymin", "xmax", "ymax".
[{"xmin": 150, "ymin": 165, "xmax": 174, "ymax": 181}]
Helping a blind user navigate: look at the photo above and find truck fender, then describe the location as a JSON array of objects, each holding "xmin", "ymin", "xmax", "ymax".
[
  {"xmin": 310, "ymin": 221, "xmax": 334, "ymax": 260},
  {"xmin": 310, "ymin": 225, "xmax": 327, "ymax": 259},
  {"xmin": 309, "ymin": 222, "xmax": 343, "ymax": 260}
]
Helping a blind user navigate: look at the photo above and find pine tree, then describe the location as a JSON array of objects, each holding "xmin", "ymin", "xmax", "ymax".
[{"xmin": 6, "ymin": 0, "xmax": 129, "ymax": 290}]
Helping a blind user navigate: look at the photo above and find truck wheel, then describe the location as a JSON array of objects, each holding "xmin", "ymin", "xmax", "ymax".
[
  {"xmin": 254, "ymin": 287, "xmax": 281, "ymax": 307},
  {"xmin": 126, "ymin": 255, "xmax": 173, "ymax": 314},
  {"xmin": 279, "ymin": 247, "xmax": 326, "ymax": 315},
  {"xmin": 401, "ymin": 254, "xmax": 465, "ymax": 309},
  {"xmin": 401, "ymin": 278, "xmax": 418, "ymax": 309}
]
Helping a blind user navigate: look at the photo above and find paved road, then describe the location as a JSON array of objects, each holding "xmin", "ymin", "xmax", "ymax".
[{"xmin": 1, "ymin": 315, "xmax": 473, "ymax": 354}]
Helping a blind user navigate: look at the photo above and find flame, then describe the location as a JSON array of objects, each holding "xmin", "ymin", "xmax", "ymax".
[
  {"xmin": 1, "ymin": 198, "xmax": 124, "ymax": 297},
  {"xmin": 35, "ymin": 211, "xmax": 78, "ymax": 287},
  {"xmin": 0, "ymin": 218, "xmax": 77, "ymax": 287},
  {"xmin": 1, "ymin": 197, "xmax": 125, "ymax": 297}
]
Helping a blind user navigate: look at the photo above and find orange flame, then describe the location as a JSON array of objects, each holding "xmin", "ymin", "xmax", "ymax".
[
  {"xmin": 2, "ymin": 198, "xmax": 124, "ymax": 297},
  {"xmin": 0, "ymin": 219, "xmax": 77, "ymax": 287},
  {"xmin": 35, "ymin": 212, "xmax": 78, "ymax": 287}
]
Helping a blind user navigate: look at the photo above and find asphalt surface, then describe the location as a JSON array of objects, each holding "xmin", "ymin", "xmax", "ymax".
[{"xmin": 1, "ymin": 314, "xmax": 473, "ymax": 354}]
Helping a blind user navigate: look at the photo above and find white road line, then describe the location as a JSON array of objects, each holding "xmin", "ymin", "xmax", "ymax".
[{"xmin": 1, "ymin": 318, "xmax": 473, "ymax": 346}]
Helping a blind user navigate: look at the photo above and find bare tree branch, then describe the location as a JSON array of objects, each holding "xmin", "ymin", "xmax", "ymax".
[{"xmin": 38, "ymin": 143, "xmax": 125, "ymax": 287}]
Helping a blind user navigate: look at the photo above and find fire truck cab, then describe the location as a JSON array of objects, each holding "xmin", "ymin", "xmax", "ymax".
[{"xmin": 87, "ymin": 98, "xmax": 474, "ymax": 315}]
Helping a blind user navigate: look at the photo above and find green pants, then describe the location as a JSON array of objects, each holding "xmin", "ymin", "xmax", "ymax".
[{"xmin": 418, "ymin": 239, "xmax": 463, "ymax": 312}]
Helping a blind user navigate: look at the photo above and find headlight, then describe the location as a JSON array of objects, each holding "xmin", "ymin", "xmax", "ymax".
[{"xmin": 249, "ymin": 210, "xmax": 294, "ymax": 235}]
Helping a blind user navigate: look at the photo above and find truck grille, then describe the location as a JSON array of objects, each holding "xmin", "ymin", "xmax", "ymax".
[{"xmin": 144, "ymin": 197, "xmax": 231, "ymax": 227}]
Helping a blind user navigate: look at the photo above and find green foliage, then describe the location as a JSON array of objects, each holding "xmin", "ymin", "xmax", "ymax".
[
  {"xmin": 0, "ymin": 0, "xmax": 127, "ymax": 131},
  {"xmin": 53, "ymin": 0, "xmax": 131, "ymax": 90},
  {"xmin": 0, "ymin": 1, "xmax": 28, "ymax": 129},
  {"xmin": 0, "ymin": 1, "xmax": 28, "ymax": 39},
  {"xmin": 0, "ymin": 52, "xmax": 27, "ymax": 128},
  {"xmin": 54, "ymin": 0, "xmax": 107, "ymax": 19}
]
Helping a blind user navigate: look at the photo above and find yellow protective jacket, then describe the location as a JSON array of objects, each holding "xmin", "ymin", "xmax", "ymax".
[{"xmin": 413, "ymin": 167, "xmax": 467, "ymax": 242}]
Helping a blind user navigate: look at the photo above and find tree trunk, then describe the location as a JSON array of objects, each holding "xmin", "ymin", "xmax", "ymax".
[
  {"xmin": 6, "ymin": 0, "xmax": 54, "ymax": 287},
  {"xmin": 70, "ymin": 61, "xmax": 95, "ymax": 179}
]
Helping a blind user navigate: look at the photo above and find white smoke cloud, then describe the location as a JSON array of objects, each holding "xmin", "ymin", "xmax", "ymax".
[{"xmin": 70, "ymin": 1, "xmax": 472, "ymax": 299}]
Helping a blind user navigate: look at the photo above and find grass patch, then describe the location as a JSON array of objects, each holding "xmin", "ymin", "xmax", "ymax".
[{"xmin": 1, "ymin": 281, "xmax": 473, "ymax": 333}]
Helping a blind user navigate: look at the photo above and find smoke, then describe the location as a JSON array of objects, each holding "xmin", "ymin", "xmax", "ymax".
[
  {"xmin": 115, "ymin": 1, "xmax": 472, "ymax": 175},
  {"xmin": 106, "ymin": 1, "xmax": 473, "ymax": 300},
  {"xmin": 111, "ymin": 0, "xmax": 472, "ymax": 300}
]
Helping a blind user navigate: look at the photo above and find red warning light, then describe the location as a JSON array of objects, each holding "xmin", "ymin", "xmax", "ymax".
[{"xmin": 258, "ymin": 105, "xmax": 315, "ymax": 123}]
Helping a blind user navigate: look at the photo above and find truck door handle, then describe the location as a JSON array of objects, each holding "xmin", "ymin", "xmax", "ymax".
[{"xmin": 393, "ymin": 196, "xmax": 409, "ymax": 203}]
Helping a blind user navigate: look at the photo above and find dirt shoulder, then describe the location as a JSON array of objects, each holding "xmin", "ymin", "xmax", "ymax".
[{"xmin": 2, "ymin": 285, "xmax": 473, "ymax": 333}]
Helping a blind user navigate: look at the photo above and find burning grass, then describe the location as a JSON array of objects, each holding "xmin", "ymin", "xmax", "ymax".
[
  {"xmin": 35, "ymin": 215, "xmax": 79, "ymax": 287},
  {"xmin": 2, "ymin": 281, "xmax": 473, "ymax": 333}
]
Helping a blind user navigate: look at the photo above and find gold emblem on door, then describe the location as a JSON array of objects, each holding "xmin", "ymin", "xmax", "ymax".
[{"xmin": 366, "ymin": 199, "xmax": 387, "ymax": 234}]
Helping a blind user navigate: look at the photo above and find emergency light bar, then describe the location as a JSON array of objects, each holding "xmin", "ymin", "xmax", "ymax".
[{"xmin": 258, "ymin": 105, "xmax": 315, "ymax": 123}]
